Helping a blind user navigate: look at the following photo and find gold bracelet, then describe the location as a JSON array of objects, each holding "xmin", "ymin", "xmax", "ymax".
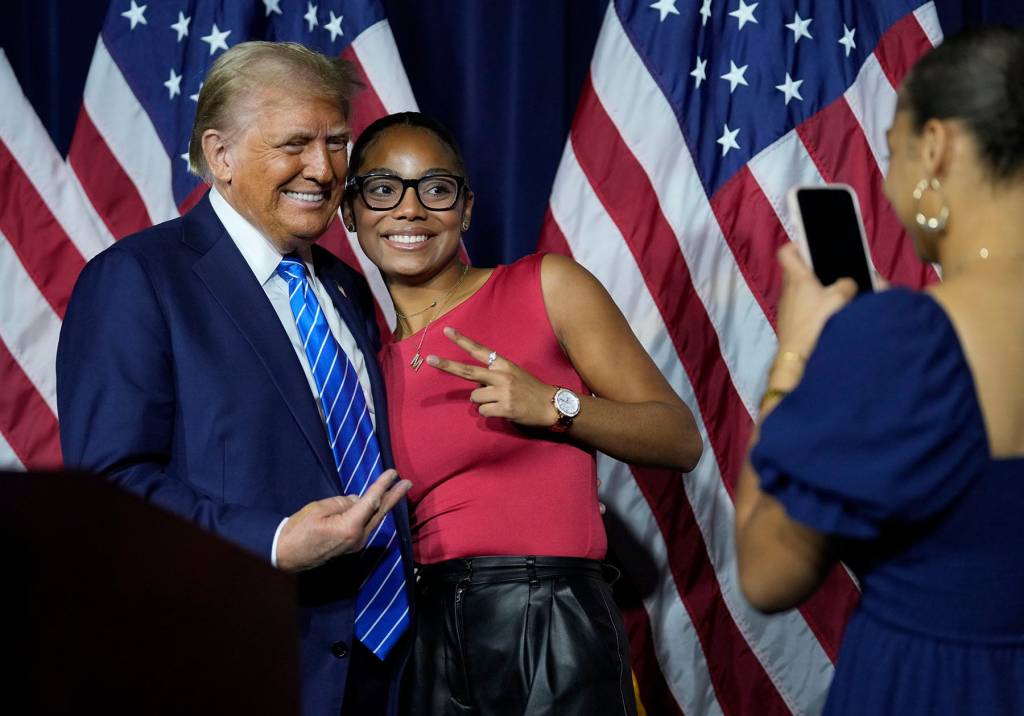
[
  {"xmin": 777, "ymin": 350, "xmax": 806, "ymax": 365},
  {"xmin": 761, "ymin": 387, "xmax": 790, "ymax": 404}
]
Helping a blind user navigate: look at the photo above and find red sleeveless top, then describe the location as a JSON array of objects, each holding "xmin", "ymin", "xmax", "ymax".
[{"xmin": 380, "ymin": 254, "xmax": 606, "ymax": 564}]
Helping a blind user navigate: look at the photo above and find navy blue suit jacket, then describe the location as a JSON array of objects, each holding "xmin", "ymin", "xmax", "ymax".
[{"xmin": 56, "ymin": 194, "xmax": 413, "ymax": 716}]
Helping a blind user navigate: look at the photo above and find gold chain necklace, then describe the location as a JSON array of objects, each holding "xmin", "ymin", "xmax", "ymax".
[
  {"xmin": 395, "ymin": 301, "xmax": 437, "ymax": 320},
  {"xmin": 408, "ymin": 263, "xmax": 469, "ymax": 371}
]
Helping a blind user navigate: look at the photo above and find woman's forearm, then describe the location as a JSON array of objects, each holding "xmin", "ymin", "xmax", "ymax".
[{"xmin": 567, "ymin": 394, "xmax": 702, "ymax": 471}]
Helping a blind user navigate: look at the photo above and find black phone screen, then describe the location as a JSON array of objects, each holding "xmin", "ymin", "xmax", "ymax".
[{"xmin": 796, "ymin": 188, "xmax": 874, "ymax": 293}]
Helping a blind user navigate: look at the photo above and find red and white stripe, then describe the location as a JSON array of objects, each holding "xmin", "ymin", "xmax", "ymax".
[
  {"xmin": 0, "ymin": 51, "xmax": 110, "ymax": 470},
  {"xmin": 70, "ymin": 37, "xmax": 178, "ymax": 240},
  {"xmin": 543, "ymin": 3, "xmax": 942, "ymax": 713}
]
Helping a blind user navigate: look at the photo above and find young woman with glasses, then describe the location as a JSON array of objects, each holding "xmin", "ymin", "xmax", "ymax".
[{"xmin": 342, "ymin": 112, "xmax": 702, "ymax": 716}]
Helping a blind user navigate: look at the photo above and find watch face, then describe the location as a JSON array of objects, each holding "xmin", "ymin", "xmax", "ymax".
[{"xmin": 554, "ymin": 389, "xmax": 580, "ymax": 417}]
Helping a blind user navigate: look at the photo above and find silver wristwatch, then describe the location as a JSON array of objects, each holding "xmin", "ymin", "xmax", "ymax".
[{"xmin": 550, "ymin": 387, "xmax": 581, "ymax": 432}]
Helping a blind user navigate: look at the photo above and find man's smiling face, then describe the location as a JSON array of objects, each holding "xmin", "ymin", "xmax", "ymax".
[{"xmin": 222, "ymin": 85, "xmax": 350, "ymax": 254}]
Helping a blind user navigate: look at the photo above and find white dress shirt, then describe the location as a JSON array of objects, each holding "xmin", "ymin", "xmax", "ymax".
[{"xmin": 208, "ymin": 187, "xmax": 377, "ymax": 565}]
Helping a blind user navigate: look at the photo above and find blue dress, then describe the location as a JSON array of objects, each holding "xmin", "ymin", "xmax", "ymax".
[{"xmin": 751, "ymin": 288, "xmax": 1024, "ymax": 715}]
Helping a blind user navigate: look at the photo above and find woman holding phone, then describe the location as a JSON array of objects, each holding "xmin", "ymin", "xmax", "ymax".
[
  {"xmin": 341, "ymin": 112, "xmax": 701, "ymax": 715},
  {"xmin": 736, "ymin": 26, "xmax": 1024, "ymax": 715}
]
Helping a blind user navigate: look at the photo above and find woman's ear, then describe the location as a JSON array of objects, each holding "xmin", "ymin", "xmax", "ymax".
[
  {"xmin": 341, "ymin": 201, "xmax": 356, "ymax": 233},
  {"xmin": 919, "ymin": 118, "xmax": 952, "ymax": 178},
  {"xmin": 202, "ymin": 129, "xmax": 233, "ymax": 183},
  {"xmin": 460, "ymin": 190, "xmax": 475, "ymax": 232}
]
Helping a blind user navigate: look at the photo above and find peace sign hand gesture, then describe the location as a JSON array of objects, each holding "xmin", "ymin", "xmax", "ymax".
[{"xmin": 426, "ymin": 326, "xmax": 561, "ymax": 428}]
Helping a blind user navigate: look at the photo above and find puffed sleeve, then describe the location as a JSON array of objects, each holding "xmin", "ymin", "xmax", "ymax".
[{"xmin": 750, "ymin": 289, "xmax": 989, "ymax": 540}]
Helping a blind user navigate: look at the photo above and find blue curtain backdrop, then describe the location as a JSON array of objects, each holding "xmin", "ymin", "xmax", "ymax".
[{"xmin": 2, "ymin": 0, "xmax": 1021, "ymax": 267}]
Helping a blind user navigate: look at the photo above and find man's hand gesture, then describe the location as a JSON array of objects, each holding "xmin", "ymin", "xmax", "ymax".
[{"xmin": 276, "ymin": 469, "xmax": 412, "ymax": 572}]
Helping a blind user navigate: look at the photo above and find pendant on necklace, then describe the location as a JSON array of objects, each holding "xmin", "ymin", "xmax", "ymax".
[{"xmin": 405, "ymin": 263, "xmax": 469, "ymax": 373}]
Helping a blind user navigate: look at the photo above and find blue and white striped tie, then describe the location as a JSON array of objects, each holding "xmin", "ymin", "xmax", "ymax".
[{"xmin": 276, "ymin": 256, "xmax": 409, "ymax": 659}]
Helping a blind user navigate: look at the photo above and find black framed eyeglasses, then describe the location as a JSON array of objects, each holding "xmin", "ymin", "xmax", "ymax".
[{"xmin": 345, "ymin": 173, "xmax": 467, "ymax": 211}]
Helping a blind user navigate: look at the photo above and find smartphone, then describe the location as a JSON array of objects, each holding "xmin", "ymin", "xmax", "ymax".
[{"xmin": 786, "ymin": 184, "xmax": 877, "ymax": 293}]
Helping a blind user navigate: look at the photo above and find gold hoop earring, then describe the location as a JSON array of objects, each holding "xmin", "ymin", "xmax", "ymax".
[
  {"xmin": 912, "ymin": 177, "xmax": 949, "ymax": 233},
  {"xmin": 461, "ymin": 221, "xmax": 470, "ymax": 232}
]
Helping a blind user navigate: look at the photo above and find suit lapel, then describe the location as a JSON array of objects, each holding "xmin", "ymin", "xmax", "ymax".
[{"xmin": 184, "ymin": 198, "xmax": 339, "ymax": 494}]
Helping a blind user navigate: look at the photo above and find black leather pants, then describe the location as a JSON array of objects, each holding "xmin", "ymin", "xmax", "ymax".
[{"xmin": 403, "ymin": 556, "xmax": 638, "ymax": 716}]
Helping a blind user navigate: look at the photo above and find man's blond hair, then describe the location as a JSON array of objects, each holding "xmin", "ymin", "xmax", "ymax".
[{"xmin": 188, "ymin": 41, "xmax": 361, "ymax": 179}]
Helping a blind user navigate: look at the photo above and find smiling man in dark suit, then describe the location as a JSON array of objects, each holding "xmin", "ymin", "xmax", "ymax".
[{"xmin": 57, "ymin": 41, "xmax": 412, "ymax": 716}]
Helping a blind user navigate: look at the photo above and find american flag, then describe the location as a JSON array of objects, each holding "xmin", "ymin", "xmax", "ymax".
[
  {"xmin": 538, "ymin": 1, "xmax": 940, "ymax": 714},
  {"xmin": 1, "ymin": 0, "xmax": 942, "ymax": 713}
]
